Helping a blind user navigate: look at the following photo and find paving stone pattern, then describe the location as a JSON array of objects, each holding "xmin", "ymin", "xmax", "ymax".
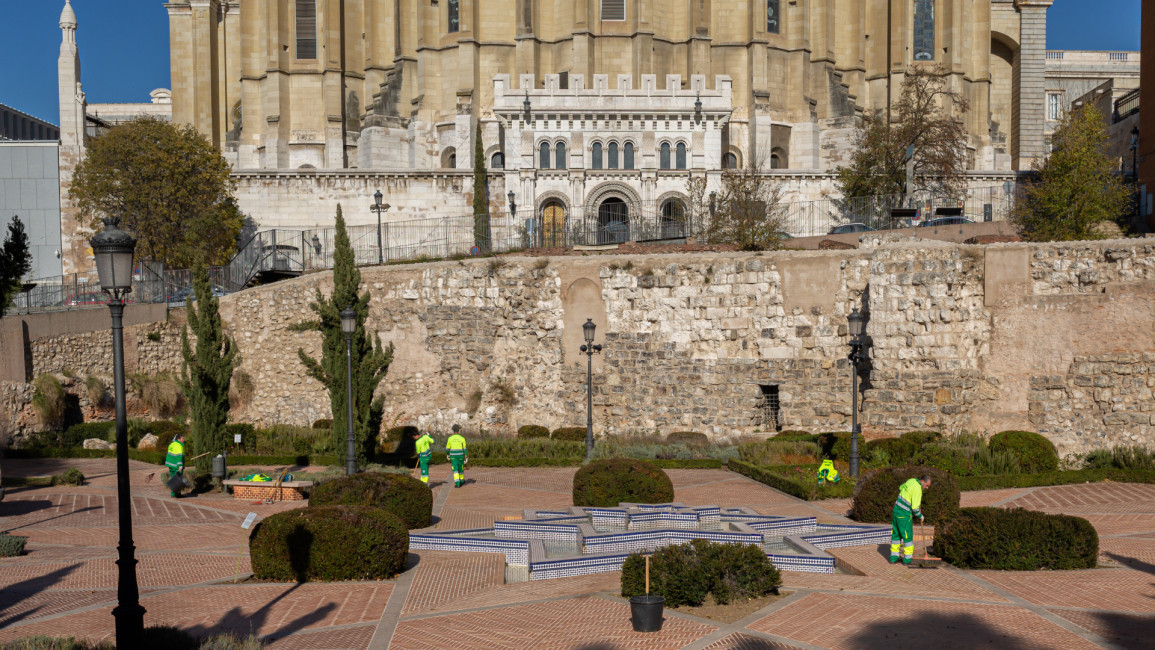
[{"xmin": 1, "ymin": 459, "xmax": 1154, "ymax": 648}]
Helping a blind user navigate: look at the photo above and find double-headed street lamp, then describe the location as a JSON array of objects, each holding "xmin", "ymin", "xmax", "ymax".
[
  {"xmin": 371, "ymin": 190, "xmax": 390, "ymax": 265},
  {"xmin": 847, "ymin": 309, "xmax": 867, "ymax": 478},
  {"xmin": 580, "ymin": 319, "xmax": 603, "ymax": 462},
  {"xmin": 89, "ymin": 217, "xmax": 145, "ymax": 647},
  {"xmin": 340, "ymin": 306, "xmax": 357, "ymax": 476}
]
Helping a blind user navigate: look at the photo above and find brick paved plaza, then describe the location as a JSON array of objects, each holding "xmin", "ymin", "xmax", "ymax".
[{"xmin": 1, "ymin": 459, "xmax": 1153, "ymax": 649}]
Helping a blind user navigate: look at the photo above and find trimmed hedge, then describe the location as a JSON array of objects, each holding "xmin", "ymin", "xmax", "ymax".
[
  {"xmin": 989, "ymin": 431, "xmax": 1058, "ymax": 473},
  {"xmin": 737, "ymin": 440, "xmax": 820, "ymax": 466},
  {"xmin": 620, "ymin": 539, "xmax": 781, "ymax": 607},
  {"xmin": 0, "ymin": 533, "xmax": 28, "ymax": 557},
  {"xmin": 572, "ymin": 458, "xmax": 674, "ymax": 507},
  {"xmin": 900, "ymin": 430, "xmax": 942, "ymax": 446},
  {"xmin": 52, "ymin": 468, "xmax": 85, "ymax": 486},
  {"xmin": 935, "ymin": 507, "xmax": 1098, "ymax": 570},
  {"xmin": 3, "ymin": 447, "xmax": 167, "ymax": 465},
  {"xmin": 956, "ymin": 468, "xmax": 1155, "ymax": 491},
  {"xmin": 60, "ymin": 422, "xmax": 114, "ymax": 448},
  {"xmin": 651, "ymin": 458, "xmax": 725, "ymax": 469},
  {"xmin": 551, "ymin": 427, "xmax": 587, "ymax": 441},
  {"xmin": 249, "ymin": 505, "xmax": 408, "ymax": 582},
  {"xmin": 728, "ymin": 460, "xmax": 855, "ymax": 501},
  {"xmin": 912, "ymin": 443, "xmax": 981, "ymax": 477},
  {"xmin": 666, "ymin": 431, "xmax": 709, "ymax": 446},
  {"xmin": 850, "ymin": 466, "xmax": 960, "ymax": 524},
  {"xmin": 310, "ymin": 473, "xmax": 432, "ymax": 529},
  {"xmin": 517, "ymin": 425, "xmax": 550, "ymax": 439},
  {"xmin": 817, "ymin": 432, "xmax": 852, "ymax": 460}
]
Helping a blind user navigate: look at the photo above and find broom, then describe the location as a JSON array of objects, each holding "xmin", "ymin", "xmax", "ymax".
[{"xmin": 910, "ymin": 517, "xmax": 944, "ymax": 568}]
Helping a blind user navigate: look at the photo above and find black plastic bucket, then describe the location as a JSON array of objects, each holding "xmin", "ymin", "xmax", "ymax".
[
  {"xmin": 629, "ymin": 595, "xmax": 665, "ymax": 632},
  {"xmin": 166, "ymin": 472, "xmax": 188, "ymax": 492}
]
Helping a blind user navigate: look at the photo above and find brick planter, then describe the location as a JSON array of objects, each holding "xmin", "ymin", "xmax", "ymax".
[{"xmin": 223, "ymin": 480, "xmax": 312, "ymax": 501}]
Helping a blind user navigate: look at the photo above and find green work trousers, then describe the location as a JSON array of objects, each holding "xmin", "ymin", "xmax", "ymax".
[
  {"xmin": 417, "ymin": 452, "xmax": 431, "ymax": 484},
  {"xmin": 449, "ymin": 451, "xmax": 466, "ymax": 487},
  {"xmin": 890, "ymin": 505, "xmax": 914, "ymax": 563}
]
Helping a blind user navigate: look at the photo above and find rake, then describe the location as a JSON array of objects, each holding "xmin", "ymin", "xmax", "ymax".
[{"xmin": 909, "ymin": 518, "xmax": 944, "ymax": 568}]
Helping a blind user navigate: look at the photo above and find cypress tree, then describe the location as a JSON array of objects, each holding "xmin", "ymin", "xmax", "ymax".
[
  {"xmin": 472, "ymin": 123, "xmax": 491, "ymax": 251},
  {"xmin": 0, "ymin": 216, "xmax": 32, "ymax": 317},
  {"xmin": 298, "ymin": 205, "xmax": 393, "ymax": 463},
  {"xmin": 181, "ymin": 265, "xmax": 239, "ymax": 478}
]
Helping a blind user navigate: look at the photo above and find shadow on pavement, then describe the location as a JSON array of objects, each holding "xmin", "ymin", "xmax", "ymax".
[
  {"xmin": 2, "ymin": 506, "xmax": 100, "ymax": 533},
  {"xmin": 1091, "ymin": 611, "xmax": 1155, "ymax": 650},
  {"xmin": 0, "ymin": 499, "xmax": 56, "ymax": 518},
  {"xmin": 841, "ymin": 610, "xmax": 1038, "ymax": 649},
  {"xmin": 182, "ymin": 583, "xmax": 337, "ymax": 643},
  {"xmin": 0, "ymin": 564, "xmax": 81, "ymax": 628},
  {"xmin": 1105, "ymin": 551, "xmax": 1155, "ymax": 578}
]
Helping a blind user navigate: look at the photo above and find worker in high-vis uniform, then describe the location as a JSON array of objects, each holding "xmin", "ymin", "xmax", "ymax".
[
  {"xmin": 413, "ymin": 430, "xmax": 435, "ymax": 484},
  {"xmin": 817, "ymin": 459, "xmax": 840, "ymax": 484},
  {"xmin": 446, "ymin": 425, "xmax": 468, "ymax": 488},
  {"xmin": 891, "ymin": 474, "xmax": 932, "ymax": 565},
  {"xmin": 165, "ymin": 432, "xmax": 186, "ymax": 498}
]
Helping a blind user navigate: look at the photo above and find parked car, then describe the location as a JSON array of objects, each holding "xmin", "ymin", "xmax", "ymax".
[
  {"xmin": 65, "ymin": 291, "xmax": 111, "ymax": 306},
  {"xmin": 920, "ymin": 216, "xmax": 975, "ymax": 227},
  {"xmin": 827, "ymin": 223, "xmax": 875, "ymax": 235},
  {"xmin": 167, "ymin": 285, "xmax": 228, "ymax": 304}
]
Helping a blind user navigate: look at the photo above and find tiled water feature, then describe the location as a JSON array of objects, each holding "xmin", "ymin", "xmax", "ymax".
[{"xmin": 410, "ymin": 502, "xmax": 891, "ymax": 581}]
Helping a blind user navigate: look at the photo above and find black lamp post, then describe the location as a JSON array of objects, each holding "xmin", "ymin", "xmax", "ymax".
[
  {"xmin": 847, "ymin": 309, "xmax": 867, "ymax": 478},
  {"xmin": 1131, "ymin": 126, "xmax": 1140, "ymax": 225},
  {"xmin": 371, "ymin": 190, "xmax": 390, "ymax": 265},
  {"xmin": 340, "ymin": 306, "xmax": 357, "ymax": 476},
  {"xmin": 90, "ymin": 217, "xmax": 145, "ymax": 647},
  {"xmin": 580, "ymin": 319, "xmax": 603, "ymax": 462}
]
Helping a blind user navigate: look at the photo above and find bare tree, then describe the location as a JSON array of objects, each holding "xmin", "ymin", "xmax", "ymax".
[{"xmin": 703, "ymin": 158, "xmax": 788, "ymax": 251}]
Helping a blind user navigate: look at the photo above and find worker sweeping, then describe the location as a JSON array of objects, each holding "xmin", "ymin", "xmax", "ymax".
[
  {"xmin": 891, "ymin": 474, "xmax": 932, "ymax": 565},
  {"xmin": 816, "ymin": 459, "xmax": 840, "ymax": 484},
  {"xmin": 413, "ymin": 429, "xmax": 435, "ymax": 484},
  {"xmin": 165, "ymin": 432, "xmax": 186, "ymax": 498},
  {"xmin": 446, "ymin": 425, "xmax": 468, "ymax": 488}
]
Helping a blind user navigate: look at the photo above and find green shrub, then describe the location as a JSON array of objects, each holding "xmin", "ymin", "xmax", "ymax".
[
  {"xmin": 737, "ymin": 440, "xmax": 820, "ymax": 465},
  {"xmin": 972, "ymin": 447, "xmax": 1021, "ymax": 475},
  {"xmin": 572, "ymin": 458, "xmax": 674, "ymax": 507},
  {"xmin": 817, "ymin": 431, "xmax": 852, "ymax": 460},
  {"xmin": 956, "ymin": 468, "xmax": 1155, "ymax": 491},
  {"xmin": 517, "ymin": 425, "xmax": 550, "ymax": 439},
  {"xmin": 312, "ymin": 419, "xmax": 333, "ymax": 430},
  {"xmin": 147, "ymin": 420, "xmax": 190, "ymax": 451},
  {"xmin": 249, "ymin": 505, "xmax": 408, "ymax": 582},
  {"xmin": 912, "ymin": 443, "xmax": 981, "ymax": 477},
  {"xmin": 196, "ymin": 633, "xmax": 265, "ymax": 650},
  {"xmin": 248, "ymin": 425, "xmax": 322, "ymax": 455},
  {"xmin": 935, "ymin": 507, "xmax": 1098, "ymax": 570},
  {"xmin": 989, "ymin": 431, "xmax": 1058, "ymax": 473},
  {"xmin": 775, "ymin": 430, "xmax": 815, "ymax": 440},
  {"xmin": 863, "ymin": 437, "xmax": 919, "ymax": 464},
  {"xmin": 0, "ymin": 533, "xmax": 28, "ymax": 557},
  {"xmin": 900, "ymin": 430, "xmax": 942, "ymax": 446},
  {"xmin": 310, "ymin": 472, "xmax": 432, "ymax": 529},
  {"xmin": 52, "ymin": 468, "xmax": 85, "ymax": 486},
  {"xmin": 850, "ymin": 466, "xmax": 959, "ymax": 524},
  {"xmin": 468, "ymin": 438, "xmax": 583, "ymax": 460},
  {"xmin": 1084, "ymin": 448, "xmax": 1113, "ymax": 470},
  {"xmin": 620, "ymin": 539, "xmax": 781, "ymax": 607},
  {"xmin": 551, "ymin": 427, "xmax": 587, "ymax": 441},
  {"xmin": 32, "ymin": 374, "xmax": 67, "ymax": 429},
  {"xmin": 127, "ymin": 372, "xmax": 184, "ymax": 418},
  {"xmin": 1110, "ymin": 445, "xmax": 1155, "ymax": 471},
  {"xmin": 56, "ymin": 422, "xmax": 114, "ymax": 448},
  {"xmin": 728, "ymin": 460, "xmax": 856, "ymax": 500},
  {"xmin": 0, "ymin": 638, "xmax": 112, "ymax": 650},
  {"xmin": 666, "ymin": 431, "xmax": 709, "ymax": 446},
  {"xmin": 223, "ymin": 423, "xmax": 256, "ymax": 448}
]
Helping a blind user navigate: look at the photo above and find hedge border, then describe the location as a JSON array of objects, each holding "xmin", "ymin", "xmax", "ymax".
[
  {"xmin": 729, "ymin": 460, "xmax": 855, "ymax": 500},
  {"xmin": 956, "ymin": 468, "xmax": 1155, "ymax": 491}
]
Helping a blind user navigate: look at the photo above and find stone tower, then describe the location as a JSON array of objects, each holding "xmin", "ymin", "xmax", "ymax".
[{"xmin": 58, "ymin": 0, "xmax": 90, "ymax": 274}]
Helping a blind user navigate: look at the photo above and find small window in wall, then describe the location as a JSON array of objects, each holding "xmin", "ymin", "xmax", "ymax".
[
  {"xmin": 601, "ymin": 0, "xmax": 626, "ymax": 21},
  {"xmin": 555, "ymin": 142, "xmax": 567, "ymax": 169},
  {"xmin": 540, "ymin": 142, "xmax": 551, "ymax": 169},
  {"xmin": 723, "ymin": 152, "xmax": 738, "ymax": 169},
  {"xmin": 592, "ymin": 142, "xmax": 603, "ymax": 169},
  {"xmin": 660, "ymin": 142, "xmax": 671, "ymax": 169},
  {"xmin": 770, "ymin": 154, "xmax": 782, "ymax": 169},
  {"xmin": 295, "ymin": 0, "xmax": 317, "ymax": 60},
  {"xmin": 491, "ymin": 152, "xmax": 504, "ymax": 169},
  {"xmin": 608, "ymin": 142, "xmax": 619, "ymax": 169},
  {"xmin": 767, "ymin": 0, "xmax": 780, "ymax": 34},
  {"xmin": 448, "ymin": 0, "xmax": 460, "ymax": 33},
  {"xmin": 624, "ymin": 142, "xmax": 635, "ymax": 169},
  {"xmin": 675, "ymin": 142, "xmax": 687, "ymax": 169},
  {"xmin": 1047, "ymin": 93, "xmax": 1063, "ymax": 121},
  {"xmin": 759, "ymin": 385, "xmax": 781, "ymax": 431},
  {"xmin": 913, "ymin": 0, "xmax": 935, "ymax": 61}
]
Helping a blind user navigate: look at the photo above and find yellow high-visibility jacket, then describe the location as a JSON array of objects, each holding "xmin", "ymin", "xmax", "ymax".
[
  {"xmin": 415, "ymin": 434, "xmax": 434, "ymax": 456},
  {"xmin": 446, "ymin": 434, "xmax": 467, "ymax": 456},
  {"xmin": 896, "ymin": 478, "xmax": 924, "ymax": 519}
]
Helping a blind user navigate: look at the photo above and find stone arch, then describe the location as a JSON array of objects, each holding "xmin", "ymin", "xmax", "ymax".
[
  {"xmin": 562, "ymin": 277, "xmax": 607, "ymax": 370},
  {"xmin": 441, "ymin": 146, "xmax": 457, "ymax": 169},
  {"xmin": 484, "ymin": 143, "xmax": 504, "ymax": 169},
  {"xmin": 584, "ymin": 181, "xmax": 642, "ymax": 221},
  {"xmin": 656, "ymin": 191, "xmax": 690, "ymax": 239},
  {"xmin": 724, "ymin": 147, "xmax": 742, "ymax": 169}
]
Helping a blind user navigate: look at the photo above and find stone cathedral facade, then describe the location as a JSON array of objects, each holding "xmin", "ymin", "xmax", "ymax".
[{"xmin": 161, "ymin": 0, "xmax": 1046, "ymax": 232}]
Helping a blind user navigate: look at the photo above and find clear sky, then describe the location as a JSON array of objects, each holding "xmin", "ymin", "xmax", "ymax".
[{"xmin": 0, "ymin": 0, "xmax": 1143, "ymax": 126}]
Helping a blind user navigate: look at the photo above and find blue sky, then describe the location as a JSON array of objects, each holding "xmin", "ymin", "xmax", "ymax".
[{"xmin": 0, "ymin": 0, "xmax": 1142, "ymax": 126}]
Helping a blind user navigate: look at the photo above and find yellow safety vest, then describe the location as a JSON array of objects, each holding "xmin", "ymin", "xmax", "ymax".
[
  {"xmin": 446, "ymin": 434, "xmax": 467, "ymax": 452},
  {"xmin": 415, "ymin": 434, "xmax": 434, "ymax": 456},
  {"xmin": 817, "ymin": 459, "xmax": 839, "ymax": 481},
  {"xmin": 896, "ymin": 478, "xmax": 924, "ymax": 517}
]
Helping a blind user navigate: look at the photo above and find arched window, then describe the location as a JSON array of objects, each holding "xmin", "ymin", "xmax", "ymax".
[
  {"xmin": 491, "ymin": 152, "xmax": 504, "ymax": 169},
  {"xmin": 442, "ymin": 147, "xmax": 457, "ymax": 169},
  {"xmin": 675, "ymin": 142, "xmax": 687, "ymax": 169},
  {"xmin": 555, "ymin": 141, "xmax": 567, "ymax": 169},
  {"xmin": 608, "ymin": 142, "xmax": 619, "ymax": 169},
  {"xmin": 770, "ymin": 154, "xmax": 782, "ymax": 169},
  {"xmin": 598, "ymin": 198, "xmax": 629, "ymax": 245},
  {"xmin": 624, "ymin": 142, "xmax": 635, "ymax": 169},
  {"xmin": 723, "ymin": 152, "xmax": 738, "ymax": 169},
  {"xmin": 540, "ymin": 142, "xmax": 551, "ymax": 169},
  {"xmin": 592, "ymin": 142, "xmax": 603, "ymax": 169},
  {"xmin": 660, "ymin": 142, "xmax": 671, "ymax": 170},
  {"xmin": 770, "ymin": 147, "xmax": 787, "ymax": 170},
  {"xmin": 661, "ymin": 199, "xmax": 686, "ymax": 238},
  {"xmin": 448, "ymin": 0, "xmax": 460, "ymax": 33},
  {"xmin": 295, "ymin": 0, "xmax": 317, "ymax": 59}
]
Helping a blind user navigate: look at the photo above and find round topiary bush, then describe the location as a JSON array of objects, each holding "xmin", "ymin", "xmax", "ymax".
[
  {"xmin": 572, "ymin": 458, "xmax": 674, "ymax": 507},
  {"xmin": 935, "ymin": 507, "xmax": 1098, "ymax": 570},
  {"xmin": 310, "ymin": 472, "xmax": 432, "ymax": 529},
  {"xmin": 517, "ymin": 425, "xmax": 550, "ymax": 439},
  {"xmin": 850, "ymin": 466, "xmax": 960, "ymax": 524},
  {"xmin": 551, "ymin": 427, "xmax": 587, "ymax": 441},
  {"xmin": 666, "ymin": 431, "xmax": 709, "ymax": 446},
  {"xmin": 249, "ymin": 505, "xmax": 408, "ymax": 582},
  {"xmin": 818, "ymin": 432, "xmax": 852, "ymax": 460},
  {"xmin": 989, "ymin": 430, "xmax": 1058, "ymax": 473},
  {"xmin": 863, "ymin": 437, "xmax": 920, "ymax": 464},
  {"xmin": 620, "ymin": 539, "xmax": 781, "ymax": 607},
  {"xmin": 52, "ymin": 468, "xmax": 85, "ymax": 486},
  {"xmin": 900, "ymin": 430, "xmax": 942, "ymax": 446}
]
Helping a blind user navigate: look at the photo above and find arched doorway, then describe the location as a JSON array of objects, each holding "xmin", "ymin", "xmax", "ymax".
[
  {"xmin": 660, "ymin": 199, "xmax": 686, "ymax": 239},
  {"xmin": 542, "ymin": 200, "xmax": 566, "ymax": 247},
  {"xmin": 598, "ymin": 198, "xmax": 629, "ymax": 244}
]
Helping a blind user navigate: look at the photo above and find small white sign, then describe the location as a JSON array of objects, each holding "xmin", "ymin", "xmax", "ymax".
[
  {"xmin": 234, "ymin": 434, "xmax": 242, "ymax": 444},
  {"xmin": 241, "ymin": 512, "xmax": 257, "ymax": 530}
]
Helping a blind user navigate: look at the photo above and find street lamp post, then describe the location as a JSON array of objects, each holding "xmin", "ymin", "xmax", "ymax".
[
  {"xmin": 847, "ymin": 309, "xmax": 867, "ymax": 478},
  {"xmin": 1131, "ymin": 127, "xmax": 1140, "ymax": 226},
  {"xmin": 90, "ymin": 217, "xmax": 145, "ymax": 647},
  {"xmin": 371, "ymin": 190, "xmax": 390, "ymax": 265},
  {"xmin": 580, "ymin": 319, "xmax": 603, "ymax": 462},
  {"xmin": 340, "ymin": 306, "xmax": 357, "ymax": 476}
]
